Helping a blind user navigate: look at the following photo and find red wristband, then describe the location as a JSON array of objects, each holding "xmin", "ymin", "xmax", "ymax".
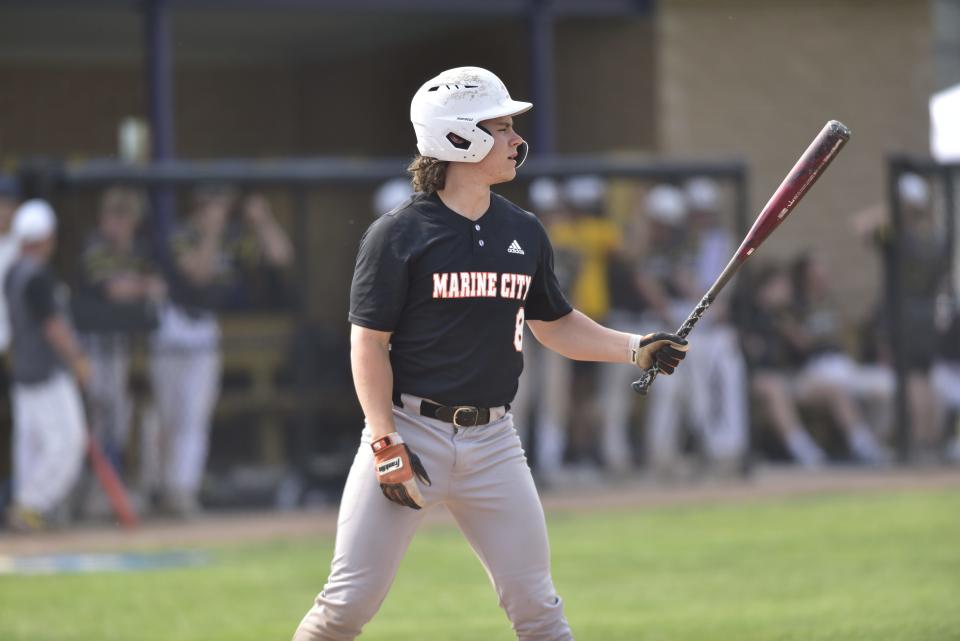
[{"xmin": 371, "ymin": 433, "xmax": 404, "ymax": 453}]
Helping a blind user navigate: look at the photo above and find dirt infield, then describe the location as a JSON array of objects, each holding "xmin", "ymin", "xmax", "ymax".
[{"xmin": 2, "ymin": 466, "xmax": 958, "ymax": 556}]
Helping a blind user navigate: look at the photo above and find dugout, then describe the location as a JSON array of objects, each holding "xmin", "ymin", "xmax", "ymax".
[{"xmin": 2, "ymin": 155, "xmax": 750, "ymax": 508}]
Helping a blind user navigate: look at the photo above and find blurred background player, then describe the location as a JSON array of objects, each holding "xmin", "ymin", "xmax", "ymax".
[
  {"xmin": 0, "ymin": 179, "xmax": 19, "ymax": 506},
  {"xmin": 856, "ymin": 172, "xmax": 950, "ymax": 459},
  {"xmin": 681, "ymin": 177, "xmax": 748, "ymax": 473},
  {"xmin": 373, "ymin": 177, "xmax": 414, "ymax": 217},
  {"xmin": 146, "ymin": 186, "xmax": 293, "ymax": 516},
  {"xmin": 548, "ymin": 175, "xmax": 619, "ymax": 476},
  {"xmin": 932, "ymin": 303, "xmax": 960, "ymax": 463},
  {"xmin": 740, "ymin": 258, "xmax": 890, "ymax": 467},
  {"xmin": 0, "ymin": 179, "xmax": 19, "ymax": 355},
  {"xmin": 512, "ymin": 177, "xmax": 577, "ymax": 485},
  {"xmin": 634, "ymin": 184, "xmax": 700, "ymax": 477},
  {"xmin": 596, "ymin": 180, "xmax": 655, "ymax": 474},
  {"xmin": 787, "ymin": 251, "xmax": 892, "ymax": 463},
  {"xmin": 4, "ymin": 200, "xmax": 90, "ymax": 530},
  {"xmin": 71, "ymin": 186, "xmax": 166, "ymax": 515},
  {"xmin": 739, "ymin": 262, "xmax": 825, "ymax": 467}
]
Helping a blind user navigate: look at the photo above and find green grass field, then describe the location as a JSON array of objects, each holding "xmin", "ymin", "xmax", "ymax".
[{"xmin": 2, "ymin": 490, "xmax": 959, "ymax": 641}]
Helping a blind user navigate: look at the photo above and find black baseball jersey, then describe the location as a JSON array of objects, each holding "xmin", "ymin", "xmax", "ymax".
[
  {"xmin": 349, "ymin": 191, "xmax": 572, "ymax": 408},
  {"xmin": 5, "ymin": 257, "xmax": 68, "ymax": 384}
]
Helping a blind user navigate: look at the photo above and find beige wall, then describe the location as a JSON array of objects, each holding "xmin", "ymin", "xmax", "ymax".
[
  {"xmin": 555, "ymin": 18, "xmax": 656, "ymax": 153},
  {"xmin": 659, "ymin": 0, "xmax": 933, "ymax": 320}
]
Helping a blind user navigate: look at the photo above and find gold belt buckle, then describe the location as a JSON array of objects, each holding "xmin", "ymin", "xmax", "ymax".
[{"xmin": 452, "ymin": 406, "xmax": 480, "ymax": 427}]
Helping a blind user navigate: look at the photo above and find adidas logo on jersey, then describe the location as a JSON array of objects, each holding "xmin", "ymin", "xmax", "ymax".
[{"xmin": 507, "ymin": 240, "xmax": 524, "ymax": 255}]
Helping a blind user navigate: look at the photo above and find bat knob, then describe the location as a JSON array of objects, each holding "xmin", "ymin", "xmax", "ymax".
[{"xmin": 631, "ymin": 371, "xmax": 653, "ymax": 395}]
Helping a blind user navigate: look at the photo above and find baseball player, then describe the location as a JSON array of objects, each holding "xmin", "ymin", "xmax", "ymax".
[
  {"xmin": 0, "ymin": 180, "xmax": 19, "ymax": 505},
  {"xmin": 147, "ymin": 187, "xmax": 293, "ymax": 516},
  {"xmin": 74, "ymin": 187, "xmax": 165, "ymax": 477},
  {"xmin": 292, "ymin": 66, "xmax": 688, "ymax": 641},
  {"xmin": 5, "ymin": 200, "xmax": 90, "ymax": 531}
]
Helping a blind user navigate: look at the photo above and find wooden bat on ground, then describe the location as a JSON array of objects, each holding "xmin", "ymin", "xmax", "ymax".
[
  {"xmin": 86, "ymin": 436, "xmax": 139, "ymax": 529},
  {"xmin": 83, "ymin": 395, "xmax": 140, "ymax": 529},
  {"xmin": 632, "ymin": 120, "xmax": 852, "ymax": 395}
]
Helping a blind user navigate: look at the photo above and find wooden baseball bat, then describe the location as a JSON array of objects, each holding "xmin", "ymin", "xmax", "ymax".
[
  {"xmin": 86, "ymin": 434, "xmax": 140, "ymax": 528},
  {"xmin": 632, "ymin": 120, "xmax": 852, "ymax": 395}
]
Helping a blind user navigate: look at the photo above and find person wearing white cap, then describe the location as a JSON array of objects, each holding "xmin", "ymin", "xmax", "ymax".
[
  {"xmin": 890, "ymin": 173, "xmax": 948, "ymax": 456},
  {"xmin": 544, "ymin": 175, "xmax": 621, "ymax": 474},
  {"xmin": 510, "ymin": 177, "xmax": 577, "ymax": 485},
  {"xmin": 4, "ymin": 199, "xmax": 91, "ymax": 531},
  {"xmin": 680, "ymin": 178, "xmax": 749, "ymax": 471},
  {"xmin": 626, "ymin": 184, "xmax": 703, "ymax": 477},
  {"xmin": 857, "ymin": 172, "xmax": 950, "ymax": 458},
  {"xmin": 372, "ymin": 178, "xmax": 414, "ymax": 218}
]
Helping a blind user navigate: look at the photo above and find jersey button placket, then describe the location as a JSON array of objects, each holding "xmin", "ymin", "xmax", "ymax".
[{"xmin": 472, "ymin": 224, "xmax": 484, "ymax": 253}]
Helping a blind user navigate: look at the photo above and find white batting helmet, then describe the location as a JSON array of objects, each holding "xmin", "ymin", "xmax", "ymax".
[
  {"xmin": 897, "ymin": 172, "xmax": 929, "ymax": 208},
  {"xmin": 645, "ymin": 185, "xmax": 687, "ymax": 226},
  {"xmin": 564, "ymin": 175, "xmax": 606, "ymax": 211},
  {"xmin": 685, "ymin": 177, "xmax": 720, "ymax": 212},
  {"xmin": 373, "ymin": 178, "xmax": 414, "ymax": 217},
  {"xmin": 410, "ymin": 66, "xmax": 532, "ymax": 167},
  {"xmin": 529, "ymin": 177, "xmax": 562, "ymax": 211},
  {"xmin": 13, "ymin": 199, "xmax": 57, "ymax": 242}
]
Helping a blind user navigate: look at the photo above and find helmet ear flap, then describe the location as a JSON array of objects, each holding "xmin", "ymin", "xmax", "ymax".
[{"xmin": 515, "ymin": 141, "xmax": 529, "ymax": 168}]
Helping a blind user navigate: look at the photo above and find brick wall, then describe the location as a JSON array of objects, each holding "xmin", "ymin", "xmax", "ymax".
[{"xmin": 658, "ymin": 0, "xmax": 934, "ymax": 320}]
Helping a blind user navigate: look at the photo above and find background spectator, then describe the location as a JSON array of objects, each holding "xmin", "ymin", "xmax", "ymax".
[
  {"xmin": 741, "ymin": 257, "xmax": 891, "ymax": 467},
  {"xmin": 739, "ymin": 262, "xmax": 826, "ymax": 467},
  {"xmin": 552, "ymin": 175, "xmax": 619, "ymax": 475},
  {"xmin": 373, "ymin": 178, "xmax": 414, "ymax": 217},
  {"xmin": 932, "ymin": 302, "xmax": 960, "ymax": 463},
  {"xmin": 0, "ymin": 180, "xmax": 19, "ymax": 509},
  {"xmin": 0, "ymin": 181, "xmax": 20, "ymax": 356},
  {"xmin": 681, "ymin": 177, "xmax": 748, "ymax": 473},
  {"xmin": 513, "ymin": 177, "xmax": 577, "ymax": 486},
  {"xmin": 71, "ymin": 186, "xmax": 166, "ymax": 515},
  {"xmin": 596, "ymin": 181, "xmax": 654, "ymax": 475},
  {"xmin": 787, "ymin": 251, "xmax": 891, "ymax": 464},
  {"xmin": 856, "ymin": 172, "xmax": 950, "ymax": 457},
  {"xmin": 635, "ymin": 184, "xmax": 699, "ymax": 477},
  {"xmin": 145, "ymin": 186, "xmax": 293, "ymax": 517}
]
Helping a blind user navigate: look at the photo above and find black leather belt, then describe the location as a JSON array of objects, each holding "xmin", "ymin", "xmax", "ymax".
[{"xmin": 419, "ymin": 400, "xmax": 491, "ymax": 427}]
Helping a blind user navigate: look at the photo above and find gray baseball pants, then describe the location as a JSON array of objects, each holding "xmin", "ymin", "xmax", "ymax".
[{"xmin": 292, "ymin": 396, "xmax": 573, "ymax": 641}]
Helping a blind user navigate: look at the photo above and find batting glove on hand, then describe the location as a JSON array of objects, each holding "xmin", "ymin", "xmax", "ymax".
[
  {"xmin": 630, "ymin": 332, "xmax": 689, "ymax": 374},
  {"xmin": 371, "ymin": 433, "xmax": 432, "ymax": 510}
]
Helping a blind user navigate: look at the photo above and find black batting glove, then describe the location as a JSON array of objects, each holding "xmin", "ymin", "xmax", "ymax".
[{"xmin": 630, "ymin": 332, "xmax": 689, "ymax": 374}]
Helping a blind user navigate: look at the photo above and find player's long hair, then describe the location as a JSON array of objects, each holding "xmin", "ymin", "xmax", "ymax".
[{"xmin": 407, "ymin": 155, "xmax": 448, "ymax": 194}]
